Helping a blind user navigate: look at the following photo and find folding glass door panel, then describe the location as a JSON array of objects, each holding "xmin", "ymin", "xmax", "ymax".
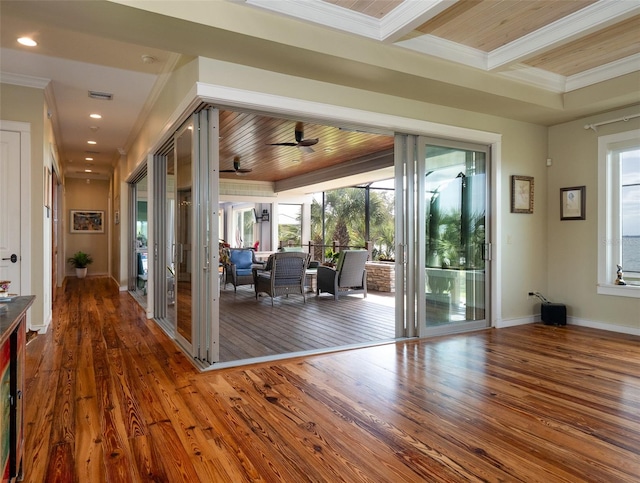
[
  {"xmin": 128, "ymin": 168, "xmax": 149, "ymax": 308},
  {"xmin": 174, "ymin": 123, "xmax": 194, "ymax": 346},
  {"xmin": 151, "ymin": 150, "xmax": 175, "ymax": 336},
  {"xmin": 418, "ymin": 138, "xmax": 490, "ymax": 336},
  {"xmin": 135, "ymin": 175, "xmax": 149, "ymax": 304}
]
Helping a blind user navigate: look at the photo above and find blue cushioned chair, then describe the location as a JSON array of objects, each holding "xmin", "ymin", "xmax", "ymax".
[{"xmin": 224, "ymin": 248, "xmax": 263, "ymax": 292}]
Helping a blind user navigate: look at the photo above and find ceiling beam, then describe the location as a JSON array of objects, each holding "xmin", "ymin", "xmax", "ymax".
[
  {"xmin": 274, "ymin": 149, "xmax": 393, "ymax": 193},
  {"xmin": 487, "ymin": 0, "xmax": 640, "ymax": 71}
]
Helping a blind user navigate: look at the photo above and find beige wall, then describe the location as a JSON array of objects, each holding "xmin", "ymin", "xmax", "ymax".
[
  {"xmin": 65, "ymin": 178, "xmax": 110, "ymax": 276},
  {"xmin": 124, "ymin": 56, "xmax": 198, "ymax": 174},
  {"xmin": 548, "ymin": 105, "xmax": 640, "ymax": 329}
]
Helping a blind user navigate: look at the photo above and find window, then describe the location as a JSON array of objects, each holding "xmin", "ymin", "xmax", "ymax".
[
  {"xmin": 598, "ymin": 130, "xmax": 640, "ymax": 297},
  {"xmin": 621, "ymin": 150, "xmax": 640, "ymax": 279},
  {"xmin": 278, "ymin": 204, "xmax": 302, "ymax": 246},
  {"xmin": 233, "ymin": 207, "xmax": 256, "ymax": 248}
]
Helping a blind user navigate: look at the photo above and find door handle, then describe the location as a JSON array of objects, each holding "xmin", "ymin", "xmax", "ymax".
[{"xmin": 1, "ymin": 254, "xmax": 17, "ymax": 263}]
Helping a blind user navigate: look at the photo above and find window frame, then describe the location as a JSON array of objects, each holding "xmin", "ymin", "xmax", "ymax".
[{"xmin": 597, "ymin": 129, "xmax": 640, "ymax": 298}]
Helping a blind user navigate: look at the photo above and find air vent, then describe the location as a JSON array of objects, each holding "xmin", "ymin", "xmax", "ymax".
[
  {"xmin": 85, "ymin": 150, "xmax": 100, "ymax": 155},
  {"xmin": 88, "ymin": 90, "xmax": 113, "ymax": 101}
]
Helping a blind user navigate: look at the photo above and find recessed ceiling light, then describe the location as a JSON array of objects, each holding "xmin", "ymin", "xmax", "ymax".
[
  {"xmin": 85, "ymin": 157, "xmax": 93, "ymax": 161},
  {"xmin": 84, "ymin": 169, "xmax": 92, "ymax": 173},
  {"xmin": 87, "ymin": 141, "xmax": 97, "ymax": 145},
  {"xmin": 17, "ymin": 37, "xmax": 37, "ymax": 47},
  {"xmin": 90, "ymin": 114, "xmax": 102, "ymax": 119}
]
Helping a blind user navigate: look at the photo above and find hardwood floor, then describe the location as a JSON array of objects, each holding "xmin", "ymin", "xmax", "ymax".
[
  {"xmin": 24, "ymin": 277, "xmax": 640, "ymax": 482},
  {"xmin": 219, "ymin": 285, "xmax": 395, "ymax": 361}
]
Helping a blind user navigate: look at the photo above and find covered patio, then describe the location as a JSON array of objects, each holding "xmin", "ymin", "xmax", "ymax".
[{"xmin": 218, "ymin": 284, "xmax": 396, "ymax": 362}]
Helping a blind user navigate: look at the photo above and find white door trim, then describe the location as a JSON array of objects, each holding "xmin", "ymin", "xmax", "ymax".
[{"xmin": 0, "ymin": 120, "xmax": 32, "ymax": 320}]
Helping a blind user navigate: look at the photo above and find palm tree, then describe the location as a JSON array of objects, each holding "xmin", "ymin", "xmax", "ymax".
[{"xmin": 311, "ymin": 185, "xmax": 396, "ymax": 260}]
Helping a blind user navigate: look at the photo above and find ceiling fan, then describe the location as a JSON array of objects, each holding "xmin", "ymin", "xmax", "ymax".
[
  {"xmin": 268, "ymin": 121, "xmax": 319, "ymax": 153},
  {"xmin": 220, "ymin": 156, "xmax": 252, "ymax": 175}
]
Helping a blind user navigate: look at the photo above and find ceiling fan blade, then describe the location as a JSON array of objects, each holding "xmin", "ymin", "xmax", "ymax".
[
  {"xmin": 268, "ymin": 142, "xmax": 297, "ymax": 147},
  {"xmin": 298, "ymin": 138, "xmax": 319, "ymax": 147},
  {"xmin": 220, "ymin": 169, "xmax": 236, "ymax": 173},
  {"xmin": 237, "ymin": 168, "xmax": 252, "ymax": 173},
  {"xmin": 294, "ymin": 121, "xmax": 304, "ymax": 143}
]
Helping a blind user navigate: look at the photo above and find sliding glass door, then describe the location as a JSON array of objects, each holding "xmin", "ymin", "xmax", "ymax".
[
  {"xmin": 175, "ymin": 123, "xmax": 194, "ymax": 345},
  {"xmin": 397, "ymin": 135, "xmax": 491, "ymax": 338},
  {"xmin": 419, "ymin": 139, "xmax": 490, "ymax": 335}
]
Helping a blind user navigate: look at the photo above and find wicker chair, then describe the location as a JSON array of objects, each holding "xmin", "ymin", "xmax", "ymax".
[
  {"xmin": 224, "ymin": 248, "xmax": 264, "ymax": 292},
  {"xmin": 254, "ymin": 252, "xmax": 310, "ymax": 306},
  {"xmin": 317, "ymin": 250, "xmax": 368, "ymax": 300}
]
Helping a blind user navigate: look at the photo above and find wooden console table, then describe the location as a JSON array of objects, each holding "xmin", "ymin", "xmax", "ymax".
[{"xmin": 1, "ymin": 295, "xmax": 34, "ymax": 482}]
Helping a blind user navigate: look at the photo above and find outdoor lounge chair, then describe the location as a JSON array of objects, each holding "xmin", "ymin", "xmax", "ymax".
[
  {"xmin": 224, "ymin": 248, "xmax": 264, "ymax": 292},
  {"xmin": 316, "ymin": 249, "xmax": 368, "ymax": 300},
  {"xmin": 254, "ymin": 252, "xmax": 310, "ymax": 306}
]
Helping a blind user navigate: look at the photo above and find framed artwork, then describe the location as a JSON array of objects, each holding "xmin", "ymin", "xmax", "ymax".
[
  {"xmin": 511, "ymin": 175, "xmax": 534, "ymax": 214},
  {"xmin": 560, "ymin": 186, "xmax": 586, "ymax": 220},
  {"xmin": 70, "ymin": 210, "xmax": 104, "ymax": 233}
]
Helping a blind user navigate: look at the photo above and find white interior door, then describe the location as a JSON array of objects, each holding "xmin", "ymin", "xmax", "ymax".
[{"xmin": 0, "ymin": 130, "xmax": 21, "ymax": 294}]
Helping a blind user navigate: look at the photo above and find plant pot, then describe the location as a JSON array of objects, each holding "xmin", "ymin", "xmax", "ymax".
[{"xmin": 76, "ymin": 268, "xmax": 88, "ymax": 279}]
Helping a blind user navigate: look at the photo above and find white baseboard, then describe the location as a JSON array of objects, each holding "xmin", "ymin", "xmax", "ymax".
[
  {"xmin": 568, "ymin": 316, "xmax": 640, "ymax": 336},
  {"xmin": 495, "ymin": 315, "xmax": 538, "ymax": 328},
  {"xmin": 495, "ymin": 313, "xmax": 639, "ymax": 336},
  {"xmin": 30, "ymin": 312, "xmax": 51, "ymax": 334},
  {"xmin": 110, "ymin": 275, "xmax": 127, "ymax": 291}
]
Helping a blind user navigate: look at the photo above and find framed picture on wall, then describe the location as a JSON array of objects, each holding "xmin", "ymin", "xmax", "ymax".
[
  {"xmin": 560, "ymin": 186, "xmax": 586, "ymax": 220},
  {"xmin": 511, "ymin": 175, "xmax": 534, "ymax": 214},
  {"xmin": 70, "ymin": 210, "xmax": 104, "ymax": 233}
]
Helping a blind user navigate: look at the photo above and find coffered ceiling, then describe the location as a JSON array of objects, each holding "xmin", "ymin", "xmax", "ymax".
[
  {"xmin": 0, "ymin": 0, "xmax": 638, "ymax": 184},
  {"xmin": 246, "ymin": 0, "xmax": 640, "ymax": 93}
]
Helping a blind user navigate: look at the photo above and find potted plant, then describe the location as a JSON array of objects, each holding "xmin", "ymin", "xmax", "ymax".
[{"xmin": 67, "ymin": 251, "xmax": 93, "ymax": 279}]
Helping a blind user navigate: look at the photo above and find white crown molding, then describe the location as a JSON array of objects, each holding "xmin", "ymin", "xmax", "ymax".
[
  {"xmin": 498, "ymin": 64, "xmax": 566, "ymax": 93},
  {"xmin": 488, "ymin": 0, "xmax": 640, "ymax": 70},
  {"xmin": 380, "ymin": 0, "xmax": 458, "ymax": 43},
  {"xmin": 244, "ymin": 0, "xmax": 381, "ymax": 39},
  {"xmin": 0, "ymin": 71, "xmax": 50, "ymax": 89},
  {"xmin": 566, "ymin": 53, "xmax": 640, "ymax": 92},
  {"xmin": 395, "ymin": 34, "xmax": 487, "ymax": 70}
]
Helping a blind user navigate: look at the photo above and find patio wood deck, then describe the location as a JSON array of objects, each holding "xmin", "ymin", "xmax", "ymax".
[{"xmin": 219, "ymin": 285, "xmax": 396, "ymax": 362}]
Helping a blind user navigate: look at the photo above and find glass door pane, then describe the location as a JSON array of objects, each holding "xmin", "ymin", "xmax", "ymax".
[
  {"xmin": 422, "ymin": 141, "xmax": 489, "ymax": 334},
  {"xmin": 175, "ymin": 123, "xmax": 193, "ymax": 344},
  {"xmin": 135, "ymin": 175, "xmax": 149, "ymax": 304}
]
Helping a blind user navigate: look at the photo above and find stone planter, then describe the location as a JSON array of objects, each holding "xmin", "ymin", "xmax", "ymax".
[
  {"xmin": 365, "ymin": 261, "xmax": 395, "ymax": 292},
  {"xmin": 75, "ymin": 268, "xmax": 88, "ymax": 279}
]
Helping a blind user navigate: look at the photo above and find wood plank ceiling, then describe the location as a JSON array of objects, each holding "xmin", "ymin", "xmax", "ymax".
[{"xmin": 219, "ymin": 111, "xmax": 394, "ymax": 183}]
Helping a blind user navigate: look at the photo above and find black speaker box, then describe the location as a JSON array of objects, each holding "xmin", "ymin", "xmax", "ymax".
[{"xmin": 541, "ymin": 302, "xmax": 566, "ymax": 326}]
